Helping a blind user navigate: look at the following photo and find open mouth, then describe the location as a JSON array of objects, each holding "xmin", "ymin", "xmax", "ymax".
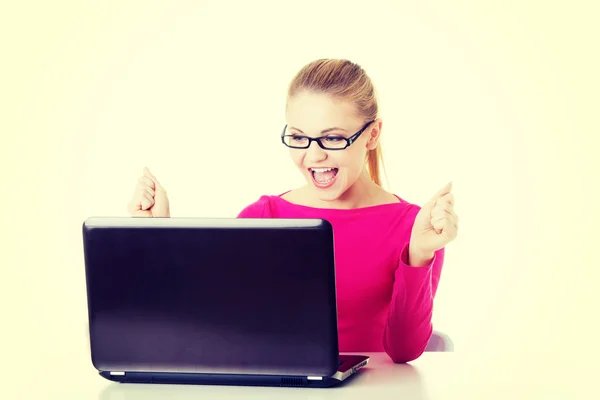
[{"xmin": 309, "ymin": 167, "xmax": 339, "ymax": 188}]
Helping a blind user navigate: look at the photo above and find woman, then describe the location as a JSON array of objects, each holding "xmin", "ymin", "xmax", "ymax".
[{"xmin": 127, "ymin": 59, "xmax": 458, "ymax": 363}]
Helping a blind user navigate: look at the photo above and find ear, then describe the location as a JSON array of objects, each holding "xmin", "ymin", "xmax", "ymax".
[{"xmin": 366, "ymin": 119, "xmax": 383, "ymax": 150}]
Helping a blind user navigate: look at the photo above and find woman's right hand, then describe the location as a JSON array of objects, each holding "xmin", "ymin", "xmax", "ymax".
[{"xmin": 127, "ymin": 167, "xmax": 170, "ymax": 217}]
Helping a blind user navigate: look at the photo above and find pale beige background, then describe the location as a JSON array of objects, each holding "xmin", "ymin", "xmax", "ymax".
[{"xmin": 2, "ymin": 0, "xmax": 599, "ymax": 398}]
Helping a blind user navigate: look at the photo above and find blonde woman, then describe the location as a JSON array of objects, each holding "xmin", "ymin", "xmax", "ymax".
[{"xmin": 129, "ymin": 59, "xmax": 458, "ymax": 363}]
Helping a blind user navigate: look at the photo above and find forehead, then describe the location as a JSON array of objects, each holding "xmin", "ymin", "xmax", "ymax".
[{"xmin": 286, "ymin": 91, "xmax": 361, "ymax": 131}]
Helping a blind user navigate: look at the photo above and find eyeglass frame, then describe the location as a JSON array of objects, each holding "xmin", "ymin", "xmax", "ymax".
[{"xmin": 280, "ymin": 120, "xmax": 376, "ymax": 150}]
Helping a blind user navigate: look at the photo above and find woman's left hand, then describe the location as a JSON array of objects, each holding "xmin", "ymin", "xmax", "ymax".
[{"xmin": 408, "ymin": 182, "xmax": 458, "ymax": 266}]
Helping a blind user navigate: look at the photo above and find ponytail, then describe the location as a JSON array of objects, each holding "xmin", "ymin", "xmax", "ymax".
[{"xmin": 367, "ymin": 146, "xmax": 383, "ymax": 186}]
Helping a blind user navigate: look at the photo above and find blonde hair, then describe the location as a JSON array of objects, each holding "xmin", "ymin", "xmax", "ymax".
[{"xmin": 287, "ymin": 59, "xmax": 385, "ymax": 186}]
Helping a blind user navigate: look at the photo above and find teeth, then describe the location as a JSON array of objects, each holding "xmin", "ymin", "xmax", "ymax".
[{"xmin": 311, "ymin": 167, "xmax": 334, "ymax": 172}]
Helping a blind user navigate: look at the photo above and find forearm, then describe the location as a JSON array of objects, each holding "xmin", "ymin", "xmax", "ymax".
[{"xmin": 383, "ymin": 244, "xmax": 444, "ymax": 363}]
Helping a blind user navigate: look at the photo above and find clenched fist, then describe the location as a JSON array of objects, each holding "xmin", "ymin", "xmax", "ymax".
[
  {"xmin": 408, "ymin": 182, "xmax": 458, "ymax": 266},
  {"xmin": 127, "ymin": 167, "xmax": 170, "ymax": 217}
]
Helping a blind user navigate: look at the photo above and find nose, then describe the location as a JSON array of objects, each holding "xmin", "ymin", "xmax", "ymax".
[{"xmin": 304, "ymin": 140, "xmax": 328, "ymax": 162}]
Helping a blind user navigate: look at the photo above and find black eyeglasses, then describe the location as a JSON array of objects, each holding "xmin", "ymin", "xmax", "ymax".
[{"xmin": 281, "ymin": 120, "xmax": 375, "ymax": 150}]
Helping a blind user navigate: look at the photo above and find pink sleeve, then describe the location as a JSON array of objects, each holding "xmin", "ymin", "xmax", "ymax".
[{"xmin": 382, "ymin": 208, "xmax": 445, "ymax": 363}]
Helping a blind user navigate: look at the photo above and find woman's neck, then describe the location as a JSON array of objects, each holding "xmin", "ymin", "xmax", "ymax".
[{"xmin": 333, "ymin": 169, "xmax": 383, "ymax": 208}]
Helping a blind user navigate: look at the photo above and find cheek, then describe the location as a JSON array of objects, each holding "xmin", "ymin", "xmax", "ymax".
[
  {"xmin": 338, "ymin": 151, "xmax": 365, "ymax": 176},
  {"xmin": 289, "ymin": 150, "xmax": 304, "ymax": 167}
]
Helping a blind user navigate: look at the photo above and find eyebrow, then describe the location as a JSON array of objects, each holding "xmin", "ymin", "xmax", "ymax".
[{"xmin": 289, "ymin": 126, "xmax": 348, "ymax": 135}]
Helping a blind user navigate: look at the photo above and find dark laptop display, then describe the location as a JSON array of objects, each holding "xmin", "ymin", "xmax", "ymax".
[{"xmin": 82, "ymin": 217, "xmax": 368, "ymax": 387}]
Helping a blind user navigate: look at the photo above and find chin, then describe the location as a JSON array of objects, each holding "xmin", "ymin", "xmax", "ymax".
[{"xmin": 313, "ymin": 189, "xmax": 343, "ymax": 202}]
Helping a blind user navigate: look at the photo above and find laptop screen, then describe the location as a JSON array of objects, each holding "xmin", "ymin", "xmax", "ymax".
[{"xmin": 83, "ymin": 218, "xmax": 340, "ymax": 376}]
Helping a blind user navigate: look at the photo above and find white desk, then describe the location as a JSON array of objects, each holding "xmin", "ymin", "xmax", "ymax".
[{"xmin": 37, "ymin": 351, "xmax": 593, "ymax": 399}]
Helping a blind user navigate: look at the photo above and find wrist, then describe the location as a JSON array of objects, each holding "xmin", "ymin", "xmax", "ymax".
[{"xmin": 408, "ymin": 244, "xmax": 434, "ymax": 267}]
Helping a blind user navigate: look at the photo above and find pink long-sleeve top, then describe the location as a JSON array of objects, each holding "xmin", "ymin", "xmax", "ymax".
[{"xmin": 237, "ymin": 193, "xmax": 444, "ymax": 363}]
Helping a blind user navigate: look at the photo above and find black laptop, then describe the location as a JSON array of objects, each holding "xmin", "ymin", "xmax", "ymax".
[{"xmin": 82, "ymin": 217, "xmax": 369, "ymax": 388}]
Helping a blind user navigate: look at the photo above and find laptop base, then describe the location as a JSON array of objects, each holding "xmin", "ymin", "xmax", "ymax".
[{"xmin": 100, "ymin": 355, "xmax": 369, "ymax": 388}]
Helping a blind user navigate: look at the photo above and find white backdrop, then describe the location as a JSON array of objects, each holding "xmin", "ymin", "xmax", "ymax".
[{"xmin": 3, "ymin": 0, "xmax": 599, "ymax": 391}]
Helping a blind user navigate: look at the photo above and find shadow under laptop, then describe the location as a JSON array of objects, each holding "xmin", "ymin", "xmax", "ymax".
[{"xmin": 98, "ymin": 362, "xmax": 428, "ymax": 400}]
